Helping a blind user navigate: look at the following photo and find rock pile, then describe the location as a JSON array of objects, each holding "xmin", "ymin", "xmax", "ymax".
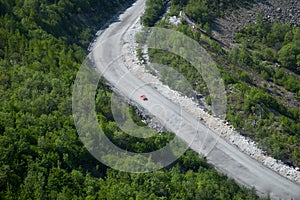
[
  {"xmin": 257, "ymin": 0, "xmax": 300, "ymax": 26},
  {"xmin": 169, "ymin": 16, "xmax": 181, "ymax": 26}
]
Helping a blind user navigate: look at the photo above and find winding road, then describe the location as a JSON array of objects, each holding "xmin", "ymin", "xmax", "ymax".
[{"xmin": 89, "ymin": 0, "xmax": 300, "ymax": 199}]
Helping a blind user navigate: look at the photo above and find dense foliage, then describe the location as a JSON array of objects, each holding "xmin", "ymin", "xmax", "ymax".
[
  {"xmin": 180, "ymin": 0, "xmax": 255, "ymax": 30},
  {"xmin": 142, "ymin": 0, "xmax": 300, "ymax": 167},
  {"xmin": 229, "ymin": 20, "xmax": 300, "ymax": 165},
  {"xmin": 0, "ymin": 0, "xmax": 267, "ymax": 199},
  {"xmin": 142, "ymin": 0, "xmax": 169, "ymax": 26},
  {"xmin": 236, "ymin": 19, "xmax": 300, "ymax": 74}
]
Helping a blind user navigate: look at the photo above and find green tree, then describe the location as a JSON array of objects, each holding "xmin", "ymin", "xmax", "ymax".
[
  {"xmin": 278, "ymin": 43, "xmax": 300, "ymax": 71},
  {"xmin": 266, "ymin": 22, "xmax": 291, "ymax": 49}
]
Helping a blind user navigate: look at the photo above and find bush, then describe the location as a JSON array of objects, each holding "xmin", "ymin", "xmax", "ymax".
[
  {"xmin": 240, "ymin": 71, "xmax": 251, "ymax": 83},
  {"xmin": 206, "ymin": 95, "xmax": 212, "ymax": 105},
  {"xmin": 278, "ymin": 43, "xmax": 300, "ymax": 71}
]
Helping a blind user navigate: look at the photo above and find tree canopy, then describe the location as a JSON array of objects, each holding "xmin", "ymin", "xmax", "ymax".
[{"xmin": 0, "ymin": 0, "xmax": 268, "ymax": 199}]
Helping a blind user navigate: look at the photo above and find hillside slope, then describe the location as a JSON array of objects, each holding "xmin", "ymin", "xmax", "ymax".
[
  {"xmin": 0, "ymin": 0, "xmax": 267, "ymax": 199},
  {"xmin": 142, "ymin": 0, "xmax": 300, "ymax": 177},
  {"xmin": 213, "ymin": 0, "xmax": 300, "ymax": 48}
]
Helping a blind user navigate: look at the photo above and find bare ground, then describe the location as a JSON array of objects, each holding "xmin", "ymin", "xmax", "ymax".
[{"xmin": 212, "ymin": 0, "xmax": 300, "ymax": 48}]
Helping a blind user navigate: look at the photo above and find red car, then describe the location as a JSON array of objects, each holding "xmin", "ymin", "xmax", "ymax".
[{"xmin": 140, "ymin": 94, "xmax": 148, "ymax": 101}]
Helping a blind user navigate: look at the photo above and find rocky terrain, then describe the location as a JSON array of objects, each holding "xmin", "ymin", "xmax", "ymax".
[{"xmin": 213, "ymin": 0, "xmax": 300, "ymax": 48}]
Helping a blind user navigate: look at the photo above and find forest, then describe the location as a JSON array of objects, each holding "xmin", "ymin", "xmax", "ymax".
[
  {"xmin": 0, "ymin": 0, "xmax": 269, "ymax": 199},
  {"xmin": 142, "ymin": 0, "xmax": 300, "ymax": 168}
]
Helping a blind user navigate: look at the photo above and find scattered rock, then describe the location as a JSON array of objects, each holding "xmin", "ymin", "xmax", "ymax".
[
  {"xmin": 169, "ymin": 16, "xmax": 181, "ymax": 26},
  {"xmin": 213, "ymin": 0, "xmax": 300, "ymax": 48}
]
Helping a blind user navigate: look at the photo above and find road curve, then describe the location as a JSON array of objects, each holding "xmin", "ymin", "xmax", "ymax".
[{"xmin": 90, "ymin": 0, "xmax": 300, "ymax": 199}]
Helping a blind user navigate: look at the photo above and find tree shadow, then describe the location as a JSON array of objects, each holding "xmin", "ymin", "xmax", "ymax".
[{"xmin": 97, "ymin": 1, "xmax": 136, "ymax": 33}]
